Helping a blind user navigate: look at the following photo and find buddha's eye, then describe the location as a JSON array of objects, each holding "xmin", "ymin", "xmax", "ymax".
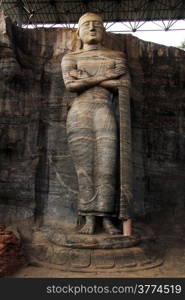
[
  {"xmin": 93, "ymin": 21, "xmax": 102, "ymax": 27},
  {"xmin": 81, "ymin": 20, "xmax": 103, "ymax": 29},
  {"xmin": 82, "ymin": 21, "xmax": 90, "ymax": 27}
]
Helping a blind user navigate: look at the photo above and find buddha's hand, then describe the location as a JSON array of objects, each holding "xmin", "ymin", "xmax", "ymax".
[
  {"xmin": 100, "ymin": 75, "xmax": 130, "ymax": 89},
  {"xmin": 69, "ymin": 69, "xmax": 90, "ymax": 79}
]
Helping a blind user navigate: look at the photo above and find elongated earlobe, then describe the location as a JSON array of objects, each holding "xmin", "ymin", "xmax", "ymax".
[
  {"xmin": 76, "ymin": 29, "xmax": 83, "ymax": 49},
  {"xmin": 102, "ymin": 30, "xmax": 106, "ymax": 46}
]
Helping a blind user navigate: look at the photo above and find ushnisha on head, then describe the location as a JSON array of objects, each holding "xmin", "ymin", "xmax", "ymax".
[{"xmin": 77, "ymin": 12, "xmax": 105, "ymax": 47}]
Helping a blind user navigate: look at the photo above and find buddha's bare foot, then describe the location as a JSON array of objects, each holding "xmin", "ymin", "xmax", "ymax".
[
  {"xmin": 103, "ymin": 217, "xmax": 121, "ymax": 235},
  {"xmin": 79, "ymin": 216, "xmax": 95, "ymax": 235}
]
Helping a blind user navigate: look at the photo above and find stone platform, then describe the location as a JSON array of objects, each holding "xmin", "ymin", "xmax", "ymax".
[{"xmin": 25, "ymin": 224, "xmax": 163, "ymax": 273}]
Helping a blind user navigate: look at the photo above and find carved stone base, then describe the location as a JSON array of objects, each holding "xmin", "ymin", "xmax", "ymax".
[
  {"xmin": 44, "ymin": 230, "xmax": 140, "ymax": 249},
  {"xmin": 25, "ymin": 224, "xmax": 163, "ymax": 273}
]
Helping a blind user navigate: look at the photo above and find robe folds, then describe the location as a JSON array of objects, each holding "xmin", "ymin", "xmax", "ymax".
[{"xmin": 62, "ymin": 49, "xmax": 133, "ymax": 220}]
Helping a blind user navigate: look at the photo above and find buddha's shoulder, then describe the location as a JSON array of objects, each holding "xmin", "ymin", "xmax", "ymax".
[
  {"xmin": 101, "ymin": 48, "xmax": 125, "ymax": 57},
  {"xmin": 62, "ymin": 51, "xmax": 77, "ymax": 60}
]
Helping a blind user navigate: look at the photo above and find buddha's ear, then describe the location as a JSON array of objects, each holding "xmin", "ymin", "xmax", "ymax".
[
  {"xmin": 76, "ymin": 28, "xmax": 79, "ymax": 38},
  {"xmin": 102, "ymin": 28, "xmax": 107, "ymax": 46},
  {"xmin": 76, "ymin": 29, "xmax": 83, "ymax": 49}
]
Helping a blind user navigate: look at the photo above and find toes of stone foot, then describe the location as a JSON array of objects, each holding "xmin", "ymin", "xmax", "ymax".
[
  {"xmin": 79, "ymin": 225, "xmax": 94, "ymax": 235},
  {"xmin": 79, "ymin": 228, "xmax": 86, "ymax": 234}
]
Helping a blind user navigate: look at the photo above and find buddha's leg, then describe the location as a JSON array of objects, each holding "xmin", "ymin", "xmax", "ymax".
[
  {"xmin": 94, "ymin": 105, "xmax": 120, "ymax": 234},
  {"xmin": 66, "ymin": 103, "xmax": 96, "ymax": 234}
]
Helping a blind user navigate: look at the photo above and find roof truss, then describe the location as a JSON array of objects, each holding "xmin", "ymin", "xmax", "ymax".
[{"xmin": 1, "ymin": 0, "xmax": 185, "ymax": 31}]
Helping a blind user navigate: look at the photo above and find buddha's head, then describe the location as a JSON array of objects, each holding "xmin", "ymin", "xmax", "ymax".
[{"xmin": 77, "ymin": 12, "xmax": 104, "ymax": 46}]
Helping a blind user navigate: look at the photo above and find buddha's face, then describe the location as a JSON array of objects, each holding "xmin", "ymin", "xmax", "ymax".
[{"xmin": 78, "ymin": 17, "xmax": 104, "ymax": 45}]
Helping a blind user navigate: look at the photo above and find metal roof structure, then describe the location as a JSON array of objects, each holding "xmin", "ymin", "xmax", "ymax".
[{"xmin": 1, "ymin": 0, "xmax": 185, "ymax": 32}]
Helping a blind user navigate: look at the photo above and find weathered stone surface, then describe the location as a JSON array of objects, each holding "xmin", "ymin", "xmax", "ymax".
[
  {"xmin": 70, "ymin": 249, "xmax": 91, "ymax": 268},
  {"xmin": 26, "ymin": 239, "xmax": 162, "ymax": 272},
  {"xmin": 62, "ymin": 13, "xmax": 133, "ymax": 236},
  {"xmin": 24, "ymin": 222, "xmax": 162, "ymax": 272},
  {"xmin": 43, "ymin": 230, "xmax": 140, "ymax": 249},
  {"xmin": 0, "ymin": 11, "xmax": 184, "ymax": 234}
]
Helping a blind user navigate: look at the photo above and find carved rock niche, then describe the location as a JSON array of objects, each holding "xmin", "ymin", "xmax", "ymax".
[{"xmin": 0, "ymin": 11, "xmax": 185, "ymax": 274}]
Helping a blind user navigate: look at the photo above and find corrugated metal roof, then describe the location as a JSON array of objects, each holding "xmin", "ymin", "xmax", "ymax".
[{"xmin": 1, "ymin": 0, "xmax": 185, "ymax": 26}]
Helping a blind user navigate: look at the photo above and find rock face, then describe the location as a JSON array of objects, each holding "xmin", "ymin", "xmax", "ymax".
[{"xmin": 0, "ymin": 11, "xmax": 185, "ymax": 235}]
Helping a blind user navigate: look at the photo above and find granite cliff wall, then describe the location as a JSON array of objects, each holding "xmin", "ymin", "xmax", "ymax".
[{"xmin": 0, "ymin": 12, "xmax": 185, "ymax": 237}]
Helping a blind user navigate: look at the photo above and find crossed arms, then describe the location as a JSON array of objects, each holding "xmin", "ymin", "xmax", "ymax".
[{"xmin": 61, "ymin": 53, "xmax": 130, "ymax": 93}]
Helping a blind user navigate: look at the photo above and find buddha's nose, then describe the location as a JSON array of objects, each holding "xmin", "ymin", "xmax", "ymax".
[{"xmin": 89, "ymin": 22, "xmax": 95, "ymax": 30}]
